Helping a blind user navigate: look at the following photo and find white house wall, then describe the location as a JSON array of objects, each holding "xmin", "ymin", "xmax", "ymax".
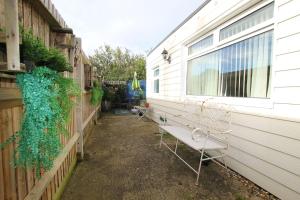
[{"xmin": 146, "ymin": 0, "xmax": 300, "ymax": 199}]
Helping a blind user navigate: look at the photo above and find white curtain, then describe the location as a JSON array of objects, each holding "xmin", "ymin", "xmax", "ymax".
[
  {"xmin": 187, "ymin": 30, "xmax": 273, "ymax": 98},
  {"xmin": 187, "ymin": 52, "xmax": 219, "ymax": 96}
]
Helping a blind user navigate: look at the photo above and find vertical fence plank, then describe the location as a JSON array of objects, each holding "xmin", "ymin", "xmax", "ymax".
[
  {"xmin": 0, "ymin": 0, "xmax": 5, "ymax": 29},
  {"xmin": 31, "ymin": 7, "xmax": 39, "ymax": 37},
  {"xmin": 12, "ymin": 106, "xmax": 28, "ymax": 199},
  {"xmin": 23, "ymin": 0, "xmax": 32, "ymax": 29},
  {"xmin": 2, "ymin": 109, "xmax": 17, "ymax": 200},
  {"xmin": 26, "ymin": 168, "xmax": 34, "ymax": 192},
  {"xmin": 0, "ymin": 108, "xmax": 5, "ymax": 200},
  {"xmin": 44, "ymin": 24, "xmax": 50, "ymax": 48},
  {"xmin": 18, "ymin": 0, "xmax": 24, "ymax": 27},
  {"xmin": 51, "ymin": 179, "xmax": 55, "ymax": 197},
  {"xmin": 38, "ymin": 15, "xmax": 45, "ymax": 43}
]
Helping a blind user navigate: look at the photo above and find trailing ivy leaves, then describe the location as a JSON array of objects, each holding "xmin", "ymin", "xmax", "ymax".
[
  {"xmin": 9, "ymin": 67, "xmax": 80, "ymax": 177},
  {"xmin": 90, "ymin": 81, "xmax": 104, "ymax": 106}
]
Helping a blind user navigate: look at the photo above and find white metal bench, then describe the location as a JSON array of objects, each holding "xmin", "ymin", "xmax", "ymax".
[{"xmin": 159, "ymin": 102, "xmax": 232, "ymax": 185}]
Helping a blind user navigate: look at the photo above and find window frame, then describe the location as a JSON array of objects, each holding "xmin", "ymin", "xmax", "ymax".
[
  {"xmin": 183, "ymin": 0, "xmax": 276, "ymax": 109},
  {"xmin": 153, "ymin": 66, "xmax": 160, "ymax": 94},
  {"xmin": 188, "ymin": 33, "xmax": 214, "ymax": 56},
  {"xmin": 219, "ymin": 2, "xmax": 275, "ymax": 41}
]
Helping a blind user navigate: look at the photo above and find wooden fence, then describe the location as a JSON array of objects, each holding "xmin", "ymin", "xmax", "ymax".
[
  {"xmin": 0, "ymin": 0, "xmax": 98, "ymax": 199},
  {"xmin": 83, "ymin": 92, "xmax": 96, "ymax": 124},
  {"xmin": 0, "ymin": 75, "xmax": 79, "ymax": 200}
]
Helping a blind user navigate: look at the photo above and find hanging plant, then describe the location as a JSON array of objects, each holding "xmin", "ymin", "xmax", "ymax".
[
  {"xmin": 0, "ymin": 67, "xmax": 80, "ymax": 177},
  {"xmin": 90, "ymin": 80, "xmax": 104, "ymax": 106},
  {"xmin": 21, "ymin": 29, "xmax": 72, "ymax": 72}
]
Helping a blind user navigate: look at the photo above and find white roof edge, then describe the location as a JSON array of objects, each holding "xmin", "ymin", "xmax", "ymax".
[{"xmin": 147, "ymin": 0, "xmax": 211, "ymax": 56}]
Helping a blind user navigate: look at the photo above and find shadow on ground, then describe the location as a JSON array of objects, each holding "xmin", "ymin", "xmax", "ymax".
[{"xmin": 61, "ymin": 114, "xmax": 272, "ymax": 200}]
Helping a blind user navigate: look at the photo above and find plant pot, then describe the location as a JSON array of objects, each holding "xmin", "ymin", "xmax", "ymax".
[
  {"xmin": 24, "ymin": 60, "xmax": 36, "ymax": 72},
  {"xmin": 140, "ymin": 99, "xmax": 146, "ymax": 106},
  {"xmin": 102, "ymin": 100, "xmax": 111, "ymax": 112}
]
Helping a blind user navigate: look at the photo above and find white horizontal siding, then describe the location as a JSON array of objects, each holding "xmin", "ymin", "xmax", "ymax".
[
  {"xmin": 273, "ymin": 87, "xmax": 300, "ymax": 104},
  {"xmin": 161, "ymin": 66, "xmax": 181, "ymax": 77},
  {"xmin": 277, "ymin": 0, "xmax": 300, "ymax": 22},
  {"xmin": 228, "ymin": 135, "xmax": 300, "ymax": 176},
  {"xmin": 230, "ymin": 111, "xmax": 300, "ymax": 140},
  {"xmin": 231, "ymin": 123, "xmax": 300, "ymax": 158},
  {"xmin": 277, "ymin": 0, "xmax": 293, "ymax": 7},
  {"xmin": 274, "ymin": 0, "xmax": 300, "ymax": 116},
  {"xmin": 274, "ymin": 103, "xmax": 300, "ymax": 116},
  {"xmin": 274, "ymin": 69, "xmax": 300, "ymax": 87},
  {"xmin": 228, "ymin": 158, "xmax": 300, "ymax": 200},
  {"xmin": 148, "ymin": 98, "xmax": 300, "ymax": 200},
  {"xmin": 226, "ymin": 146, "xmax": 300, "ymax": 194},
  {"xmin": 277, "ymin": 13, "xmax": 300, "ymax": 39},
  {"xmin": 275, "ymin": 51, "xmax": 300, "ymax": 71},
  {"xmin": 277, "ymin": 32, "xmax": 300, "ymax": 55}
]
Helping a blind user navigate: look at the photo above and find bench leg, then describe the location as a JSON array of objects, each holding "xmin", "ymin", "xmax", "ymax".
[
  {"xmin": 221, "ymin": 151, "xmax": 230, "ymax": 176},
  {"xmin": 175, "ymin": 139, "xmax": 179, "ymax": 153},
  {"xmin": 196, "ymin": 150, "xmax": 205, "ymax": 185},
  {"xmin": 160, "ymin": 132, "xmax": 164, "ymax": 148}
]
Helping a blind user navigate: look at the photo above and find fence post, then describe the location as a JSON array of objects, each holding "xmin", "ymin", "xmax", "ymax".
[
  {"xmin": 4, "ymin": 0, "xmax": 20, "ymax": 71},
  {"xmin": 74, "ymin": 38, "xmax": 84, "ymax": 160}
]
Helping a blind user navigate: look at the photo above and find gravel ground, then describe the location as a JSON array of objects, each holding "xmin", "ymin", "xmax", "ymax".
[{"xmin": 61, "ymin": 114, "xmax": 278, "ymax": 200}]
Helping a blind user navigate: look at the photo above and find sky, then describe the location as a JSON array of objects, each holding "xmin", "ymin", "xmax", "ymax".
[{"xmin": 51, "ymin": 0, "xmax": 203, "ymax": 56}]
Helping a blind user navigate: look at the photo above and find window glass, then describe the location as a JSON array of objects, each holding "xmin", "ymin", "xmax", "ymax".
[
  {"xmin": 154, "ymin": 79, "xmax": 159, "ymax": 93},
  {"xmin": 154, "ymin": 68, "xmax": 159, "ymax": 77},
  {"xmin": 219, "ymin": 3, "xmax": 274, "ymax": 41},
  {"xmin": 187, "ymin": 30, "xmax": 273, "ymax": 98},
  {"xmin": 188, "ymin": 35, "xmax": 213, "ymax": 55},
  {"xmin": 153, "ymin": 67, "xmax": 160, "ymax": 93}
]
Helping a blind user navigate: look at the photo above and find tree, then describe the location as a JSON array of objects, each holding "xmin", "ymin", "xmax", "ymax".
[{"xmin": 90, "ymin": 45, "xmax": 146, "ymax": 81}]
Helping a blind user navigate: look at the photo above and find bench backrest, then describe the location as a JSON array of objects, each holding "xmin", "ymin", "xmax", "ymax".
[
  {"xmin": 199, "ymin": 102, "xmax": 232, "ymax": 135},
  {"xmin": 158, "ymin": 100, "xmax": 232, "ymax": 141}
]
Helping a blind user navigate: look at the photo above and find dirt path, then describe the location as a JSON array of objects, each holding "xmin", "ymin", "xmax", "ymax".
[{"xmin": 61, "ymin": 114, "xmax": 273, "ymax": 200}]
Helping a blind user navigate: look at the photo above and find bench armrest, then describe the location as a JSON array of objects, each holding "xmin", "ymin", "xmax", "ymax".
[{"xmin": 192, "ymin": 128, "xmax": 209, "ymax": 137}]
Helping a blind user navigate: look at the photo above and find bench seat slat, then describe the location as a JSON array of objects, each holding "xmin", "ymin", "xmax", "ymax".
[{"xmin": 159, "ymin": 125, "xmax": 226, "ymax": 150}]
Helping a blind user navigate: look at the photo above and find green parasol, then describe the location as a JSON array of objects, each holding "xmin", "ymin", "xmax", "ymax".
[{"xmin": 132, "ymin": 71, "xmax": 140, "ymax": 91}]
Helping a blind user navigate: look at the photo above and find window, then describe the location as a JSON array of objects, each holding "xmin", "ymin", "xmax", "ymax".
[
  {"xmin": 187, "ymin": 30, "xmax": 273, "ymax": 98},
  {"xmin": 188, "ymin": 34, "xmax": 213, "ymax": 55},
  {"xmin": 153, "ymin": 67, "xmax": 159, "ymax": 93},
  {"xmin": 220, "ymin": 3, "xmax": 274, "ymax": 41}
]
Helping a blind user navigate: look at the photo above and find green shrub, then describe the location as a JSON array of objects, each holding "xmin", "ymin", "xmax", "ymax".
[
  {"xmin": 91, "ymin": 81, "xmax": 104, "ymax": 105},
  {"xmin": 21, "ymin": 29, "xmax": 72, "ymax": 72},
  {"xmin": 37, "ymin": 48, "xmax": 72, "ymax": 72},
  {"xmin": 21, "ymin": 29, "xmax": 48, "ymax": 63}
]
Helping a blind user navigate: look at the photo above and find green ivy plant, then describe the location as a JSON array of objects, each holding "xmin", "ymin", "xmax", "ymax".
[
  {"xmin": 1, "ymin": 67, "xmax": 80, "ymax": 177},
  {"xmin": 90, "ymin": 80, "xmax": 104, "ymax": 106},
  {"xmin": 21, "ymin": 29, "xmax": 72, "ymax": 72}
]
